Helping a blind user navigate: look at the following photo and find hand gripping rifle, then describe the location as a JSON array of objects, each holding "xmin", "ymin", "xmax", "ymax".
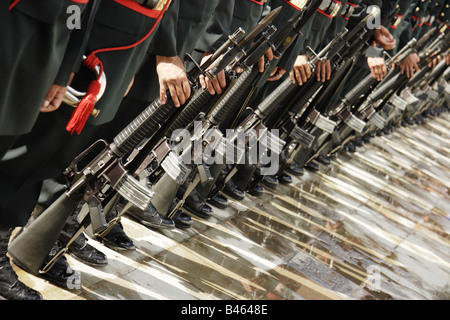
[
  {"xmin": 243, "ymin": 9, "xmax": 379, "ymax": 184},
  {"xmin": 321, "ymin": 29, "xmax": 449, "ymax": 157},
  {"xmin": 7, "ymin": 23, "xmax": 266, "ymax": 275},
  {"xmin": 96, "ymin": 8, "xmax": 283, "ymax": 218},
  {"xmin": 312, "ymin": 36, "xmax": 421, "ymax": 158},
  {"xmin": 146, "ymin": 4, "xmax": 327, "ymax": 215},
  {"xmin": 82, "ymin": 9, "xmax": 283, "ymax": 238},
  {"xmin": 216, "ymin": 14, "xmax": 375, "ymax": 192},
  {"xmin": 137, "ymin": 3, "xmax": 321, "ymax": 208},
  {"xmin": 189, "ymin": 0, "xmax": 324, "ymax": 199},
  {"xmin": 133, "ymin": 12, "xmax": 285, "ymax": 217},
  {"xmin": 352, "ymin": 28, "xmax": 449, "ymax": 132}
]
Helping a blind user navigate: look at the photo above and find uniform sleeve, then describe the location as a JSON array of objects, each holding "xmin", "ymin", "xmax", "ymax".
[
  {"xmin": 194, "ymin": 0, "xmax": 235, "ymax": 53},
  {"xmin": 146, "ymin": 0, "xmax": 179, "ymax": 57}
]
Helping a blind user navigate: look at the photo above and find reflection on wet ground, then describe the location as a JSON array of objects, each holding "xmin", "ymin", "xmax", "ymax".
[{"xmin": 13, "ymin": 113, "xmax": 450, "ymax": 300}]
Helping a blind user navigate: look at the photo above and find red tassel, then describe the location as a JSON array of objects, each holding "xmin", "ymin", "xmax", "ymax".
[
  {"xmin": 66, "ymin": 54, "xmax": 103, "ymax": 135},
  {"xmin": 66, "ymin": 80, "xmax": 101, "ymax": 134}
]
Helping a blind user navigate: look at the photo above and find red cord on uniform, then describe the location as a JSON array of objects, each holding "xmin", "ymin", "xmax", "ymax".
[
  {"xmin": 9, "ymin": 0, "xmax": 20, "ymax": 10},
  {"xmin": 65, "ymin": 54, "xmax": 103, "ymax": 135},
  {"xmin": 65, "ymin": 0, "xmax": 172, "ymax": 134}
]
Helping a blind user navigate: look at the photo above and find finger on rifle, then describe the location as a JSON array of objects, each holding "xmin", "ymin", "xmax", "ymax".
[
  {"xmin": 258, "ymin": 56, "xmax": 265, "ymax": 72},
  {"xmin": 175, "ymin": 82, "xmax": 186, "ymax": 106},
  {"xmin": 326, "ymin": 61, "xmax": 331, "ymax": 81},
  {"xmin": 265, "ymin": 48, "xmax": 274, "ymax": 61},
  {"xmin": 183, "ymin": 80, "xmax": 191, "ymax": 101},
  {"xmin": 294, "ymin": 69, "xmax": 303, "ymax": 85},
  {"xmin": 217, "ymin": 70, "xmax": 227, "ymax": 92},
  {"xmin": 199, "ymin": 74, "xmax": 207, "ymax": 90},
  {"xmin": 289, "ymin": 70, "xmax": 296, "ymax": 84},
  {"xmin": 168, "ymin": 82, "xmax": 180, "ymax": 107}
]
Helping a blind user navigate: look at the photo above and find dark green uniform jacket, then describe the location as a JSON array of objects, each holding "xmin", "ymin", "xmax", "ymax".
[
  {"xmin": 0, "ymin": 0, "xmax": 171, "ymax": 227},
  {"xmin": 0, "ymin": 0, "xmax": 92, "ymax": 137}
]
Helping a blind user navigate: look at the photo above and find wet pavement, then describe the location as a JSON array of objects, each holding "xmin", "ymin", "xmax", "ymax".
[{"xmin": 12, "ymin": 113, "xmax": 450, "ymax": 300}]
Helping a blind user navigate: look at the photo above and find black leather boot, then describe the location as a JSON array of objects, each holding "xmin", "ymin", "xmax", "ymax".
[
  {"xmin": 68, "ymin": 234, "xmax": 108, "ymax": 266},
  {"xmin": 59, "ymin": 211, "xmax": 108, "ymax": 266},
  {"xmin": 178, "ymin": 186, "xmax": 214, "ymax": 219},
  {"xmin": 222, "ymin": 179, "xmax": 245, "ymax": 201},
  {"xmin": 261, "ymin": 175, "xmax": 278, "ymax": 189},
  {"xmin": 40, "ymin": 240, "xmax": 81, "ymax": 289},
  {"xmin": 98, "ymin": 204, "xmax": 135, "ymax": 251},
  {"xmin": 170, "ymin": 209, "xmax": 193, "ymax": 229},
  {"xmin": 206, "ymin": 193, "xmax": 228, "ymax": 209},
  {"xmin": 126, "ymin": 202, "xmax": 175, "ymax": 230},
  {"xmin": 316, "ymin": 153, "xmax": 331, "ymax": 165},
  {"xmin": 0, "ymin": 228, "xmax": 43, "ymax": 300},
  {"xmin": 285, "ymin": 162, "xmax": 304, "ymax": 176},
  {"xmin": 305, "ymin": 160, "xmax": 320, "ymax": 172}
]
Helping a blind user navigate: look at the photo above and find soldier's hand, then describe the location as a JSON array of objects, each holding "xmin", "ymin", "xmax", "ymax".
[
  {"xmin": 367, "ymin": 57, "xmax": 387, "ymax": 81},
  {"xmin": 199, "ymin": 53, "xmax": 227, "ymax": 95},
  {"xmin": 373, "ymin": 26, "xmax": 396, "ymax": 51},
  {"xmin": 156, "ymin": 55, "xmax": 191, "ymax": 107},
  {"xmin": 426, "ymin": 51, "xmax": 440, "ymax": 68},
  {"xmin": 445, "ymin": 53, "xmax": 450, "ymax": 65},
  {"xmin": 398, "ymin": 53, "xmax": 420, "ymax": 78},
  {"xmin": 289, "ymin": 55, "xmax": 311, "ymax": 86},
  {"xmin": 40, "ymin": 84, "xmax": 67, "ymax": 112},
  {"xmin": 258, "ymin": 48, "xmax": 274, "ymax": 72},
  {"xmin": 267, "ymin": 66, "xmax": 286, "ymax": 81},
  {"xmin": 316, "ymin": 60, "xmax": 331, "ymax": 82}
]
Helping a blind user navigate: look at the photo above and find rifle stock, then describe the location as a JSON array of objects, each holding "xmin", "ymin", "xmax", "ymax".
[
  {"xmin": 8, "ymin": 192, "xmax": 80, "ymax": 275},
  {"xmin": 8, "ymin": 21, "xmax": 281, "ymax": 275}
]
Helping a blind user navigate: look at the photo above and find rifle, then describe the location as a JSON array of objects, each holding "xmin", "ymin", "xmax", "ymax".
[
  {"xmin": 241, "ymin": 9, "xmax": 380, "ymax": 187},
  {"xmin": 108, "ymin": 8, "xmax": 284, "ymax": 220},
  {"xmin": 145, "ymin": 2, "xmax": 323, "ymax": 215},
  {"xmin": 311, "ymin": 36, "xmax": 421, "ymax": 158},
  {"xmin": 186, "ymin": 0, "xmax": 325, "ymax": 199},
  {"xmin": 321, "ymin": 29, "xmax": 450, "ymax": 157},
  {"xmin": 146, "ymin": 1, "xmax": 322, "ymax": 207},
  {"xmin": 7, "ymin": 20, "xmax": 272, "ymax": 275}
]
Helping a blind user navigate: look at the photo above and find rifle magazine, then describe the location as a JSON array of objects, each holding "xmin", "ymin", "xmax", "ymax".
[
  {"xmin": 290, "ymin": 125, "xmax": 315, "ymax": 148},
  {"xmin": 115, "ymin": 174, "xmax": 154, "ymax": 211}
]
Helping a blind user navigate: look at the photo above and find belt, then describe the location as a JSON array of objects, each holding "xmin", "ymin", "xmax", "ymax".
[
  {"xmin": 132, "ymin": 0, "xmax": 167, "ymax": 10},
  {"xmin": 286, "ymin": 0, "xmax": 309, "ymax": 9},
  {"xmin": 319, "ymin": 0, "xmax": 342, "ymax": 18}
]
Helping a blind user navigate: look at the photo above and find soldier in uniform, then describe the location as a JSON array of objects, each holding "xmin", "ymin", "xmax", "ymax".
[
  {"xmin": 129, "ymin": 0, "xmax": 271, "ymax": 230},
  {"xmin": 221, "ymin": 0, "xmax": 349, "ymax": 194},
  {"xmin": 0, "ymin": 0, "xmax": 101, "ymax": 300},
  {"xmin": 0, "ymin": 0, "xmax": 173, "ymax": 294}
]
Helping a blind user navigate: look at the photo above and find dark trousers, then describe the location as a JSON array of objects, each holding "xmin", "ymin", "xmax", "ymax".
[{"xmin": 0, "ymin": 108, "xmax": 101, "ymax": 228}]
